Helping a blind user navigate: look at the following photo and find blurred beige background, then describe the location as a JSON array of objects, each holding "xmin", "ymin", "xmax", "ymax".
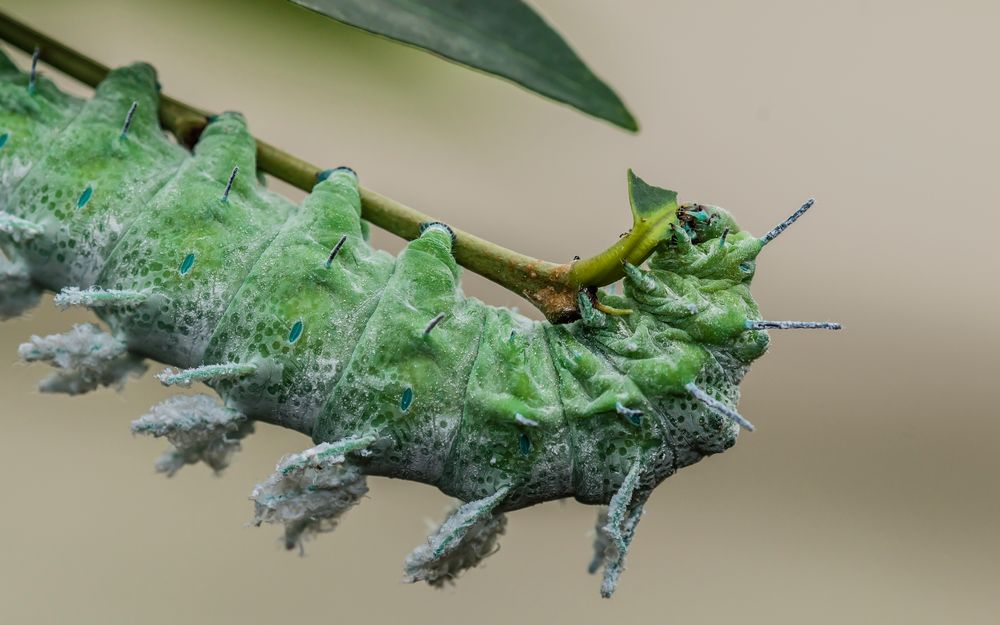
[{"xmin": 1, "ymin": 0, "xmax": 997, "ymax": 623}]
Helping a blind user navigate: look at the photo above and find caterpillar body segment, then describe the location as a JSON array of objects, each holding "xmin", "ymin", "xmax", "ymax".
[
  {"xmin": 98, "ymin": 111, "xmax": 294, "ymax": 367},
  {"xmin": 439, "ymin": 307, "xmax": 572, "ymax": 510},
  {"xmin": 205, "ymin": 166, "xmax": 396, "ymax": 434},
  {"xmin": 0, "ymin": 51, "xmax": 82, "ymax": 212},
  {"xmin": 0, "ymin": 50, "xmax": 839, "ymax": 597},
  {"xmin": 314, "ymin": 223, "xmax": 490, "ymax": 486},
  {"xmin": 4, "ymin": 63, "xmax": 188, "ymax": 289}
]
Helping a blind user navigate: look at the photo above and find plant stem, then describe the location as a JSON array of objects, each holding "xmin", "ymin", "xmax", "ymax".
[{"xmin": 0, "ymin": 10, "xmax": 657, "ymax": 323}]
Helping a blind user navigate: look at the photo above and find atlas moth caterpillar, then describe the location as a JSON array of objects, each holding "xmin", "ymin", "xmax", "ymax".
[{"xmin": 0, "ymin": 48, "xmax": 840, "ymax": 598}]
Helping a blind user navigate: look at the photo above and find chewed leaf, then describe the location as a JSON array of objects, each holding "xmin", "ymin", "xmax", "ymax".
[
  {"xmin": 288, "ymin": 0, "xmax": 637, "ymax": 130},
  {"xmin": 568, "ymin": 170, "xmax": 680, "ymax": 287},
  {"xmin": 627, "ymin": 169, "xmax": 678, "ymax": 221}
]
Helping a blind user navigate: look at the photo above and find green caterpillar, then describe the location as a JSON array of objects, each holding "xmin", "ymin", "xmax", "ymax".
[{"xmin": 0, "ymin": 51, "xmax": 839, "ymax": 597}]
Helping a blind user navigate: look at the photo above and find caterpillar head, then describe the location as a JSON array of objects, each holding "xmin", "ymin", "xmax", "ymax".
[
  {"xmin": 583, "ymin": 177, "xmax": 834, "ymax": 483},
  {"xmin": 634, "ymin": 220, "xmax": 766, "ymax": 465}
]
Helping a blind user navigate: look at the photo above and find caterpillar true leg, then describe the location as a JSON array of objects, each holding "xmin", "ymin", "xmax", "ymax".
[
  {"xmin": 314, "ymin": 221, "xmax": 486, "ymax": 484},
  {"xmin": 403, "ymin": 485, "xmax": 511, "ymax": 587}
]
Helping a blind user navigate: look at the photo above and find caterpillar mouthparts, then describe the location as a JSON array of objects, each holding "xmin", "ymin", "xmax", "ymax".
[{"xmin": 0, "ymin": 49, "xmax": 839, "ymax": 597}]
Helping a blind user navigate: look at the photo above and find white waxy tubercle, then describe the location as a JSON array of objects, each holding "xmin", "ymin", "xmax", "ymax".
[
  {"xmin": 251, "ymin": 436, "xmax": 377, "ymax": 552},
  {"xmin": 746, "ymin": 319, "xmax": 842, "ymax": 331},
  {"xmin": 53, "ymin": 286, "xmax": 147, "ymax": 309},
  {"xmin": 132, "ymin": 394, "xmax": 252, "ymax": 476},
  {"xmin": 156, "ymin": 362, "xmax": 257, "ymax": 387},
  {"xmin": 0, "ymin": 211, "xmax": 43, "ymax": 242},
  {"xmin": 18, "ymin": 323, "xmax": 146, "ymax": 394},
  {"xmin": 404, "ymin": 486, "xmax": 511, "ymax": 587},
  {"xmin": 685, "ymin": 382, "xmax": 754, "ymax": 432}
]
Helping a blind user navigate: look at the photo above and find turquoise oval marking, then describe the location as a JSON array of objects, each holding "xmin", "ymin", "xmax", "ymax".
[
  {"xmin": 0, "ymin": 133, "xmax": 8, "ymax": 149},
  {"xmin": 179, "ymin": 253, "xmax": 195, "ymax": 275},
  {"xmin": 77, "ymin": 185, "xmax": 93, "ymax": 209},
  {"xmin": 518, "ymin": 432, "xmax": 531, "ymax": 456},
  {"xmin": 400, "ymin": 386, "xmax": 413, "ymax": 412},
  {"xmin": 627, "ymin": 412, "xmax": 642, "ymax": 426},
  {"xmin": 288, "ymin": 320, "xmax": 304, "ymax": 344}
]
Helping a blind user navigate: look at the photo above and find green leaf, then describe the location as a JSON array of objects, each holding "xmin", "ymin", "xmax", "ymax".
[
  {"xmin": 627, "ymin": 169, "xmax": 677, "ymax": 221},
  {"xmin": 288, "ymin": 0, "xmax": 638, "ymax": 131}
]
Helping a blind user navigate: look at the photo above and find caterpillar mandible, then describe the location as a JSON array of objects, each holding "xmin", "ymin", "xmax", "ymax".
[{"xmin": 0, "ymin": 49, "xmax": 840, "ymax": 598}]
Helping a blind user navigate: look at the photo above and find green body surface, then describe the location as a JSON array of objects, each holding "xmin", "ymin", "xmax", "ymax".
[
  {"xmin": 0, "ymin": 53, "xmax": 770, "ymax": 508},
  {"xmin": 0, "ymin": 53, "xmax": 82, "ymax": 212},
  {"xmin": 0, "ymin": 52, "xmax": 794, "ymax": 595}
]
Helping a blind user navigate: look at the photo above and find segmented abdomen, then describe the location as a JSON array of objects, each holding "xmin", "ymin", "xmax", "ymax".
[
  {"xmin": 1, "ymin": 47, "xmax": 843, "ymax": 597},
  {"xmin": 0, "ymin": 56, "xmax": 770, "ymax": 512}
]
